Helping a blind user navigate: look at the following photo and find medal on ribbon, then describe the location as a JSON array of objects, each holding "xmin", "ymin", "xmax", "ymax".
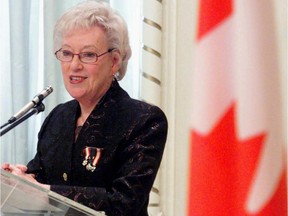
[{"xmin": 82, "ymin": 147, "xmax": 103, "ymax": 172}]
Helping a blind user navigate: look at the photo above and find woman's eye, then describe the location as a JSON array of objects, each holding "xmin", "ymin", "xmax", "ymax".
[
  {"xmin": 82, "ymin": 52, "xmax": 96, "ymax": 58},
  {"xmin": 62, "ymin": 51, "xmax": 73, "ymax": 57}
]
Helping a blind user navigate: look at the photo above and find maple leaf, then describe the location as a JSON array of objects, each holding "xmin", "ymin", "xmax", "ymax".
[{"xmin": 187, "ymin": 105, "xmax": 287, "ymax": 216}]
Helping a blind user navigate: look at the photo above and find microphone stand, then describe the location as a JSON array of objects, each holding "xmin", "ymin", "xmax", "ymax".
[{"xmin": 0, "ymin": 103, "xmax": 45, "ymax": 137}]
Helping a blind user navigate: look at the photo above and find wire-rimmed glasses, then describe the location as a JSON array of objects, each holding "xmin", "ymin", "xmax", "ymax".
[{"xmin": 55, "ymin": 48, "xmax": 115, "ymax": 64}]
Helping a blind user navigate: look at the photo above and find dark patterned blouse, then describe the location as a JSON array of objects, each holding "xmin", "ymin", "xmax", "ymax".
[{"xmin": 27, "ymin": 80, "xmax": 168, "ymax": 216}]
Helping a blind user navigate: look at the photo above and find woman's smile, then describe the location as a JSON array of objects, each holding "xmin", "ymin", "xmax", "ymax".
[{"xmin": 69, "ymin": 75, "xmax": 88, "ymax": 84}]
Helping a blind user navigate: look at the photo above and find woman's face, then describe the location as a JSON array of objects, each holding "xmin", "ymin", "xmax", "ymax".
[{"xmin": 60, "ymin": 26, "xmax": 120, "ymax": 105}]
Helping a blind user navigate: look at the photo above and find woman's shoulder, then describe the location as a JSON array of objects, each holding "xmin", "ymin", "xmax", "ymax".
[
  {"xmin": 117, "ymin": 97, "xmax": 167, "ymax": 125},
  {"xmin": 110, "ymin": 82, "xmax": 167, "ymax": 119},
  {"xmin": 124, "ymin": 97, "xmax": 163, "ymax": 113}
]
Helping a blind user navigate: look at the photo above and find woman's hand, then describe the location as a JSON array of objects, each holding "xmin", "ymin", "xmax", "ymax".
[
  {"xmin": 2, "ymin": 163, "xmax": 27, "ymax": 174},
  {"xmin": 1, "ymin": 163, "xmax": 50, "ymax": 190}
]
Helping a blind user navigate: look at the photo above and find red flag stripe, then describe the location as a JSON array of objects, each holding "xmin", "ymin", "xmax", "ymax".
[{"xmin": 197, "ymin": 0, "xmax": 233, "ymax": 40}]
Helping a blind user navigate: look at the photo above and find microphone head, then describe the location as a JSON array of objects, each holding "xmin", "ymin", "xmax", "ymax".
[
  {"xmin": 34, "ymin": 86, "xmax": 54, "ymax": 103},
  {"xmin": 44, "ymin": 85, "xmax": 53, "ymax": 97}
]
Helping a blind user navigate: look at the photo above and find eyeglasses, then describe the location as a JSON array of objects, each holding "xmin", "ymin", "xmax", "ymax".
[{"xmin": 55, "ymin": 48, "xmax": 115, "ymax": 64}]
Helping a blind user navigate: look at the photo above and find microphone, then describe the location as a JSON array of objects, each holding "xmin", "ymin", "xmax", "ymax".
[{"xmin": 8, "ymin": 86, "xmax": 53, "ymax": 123}]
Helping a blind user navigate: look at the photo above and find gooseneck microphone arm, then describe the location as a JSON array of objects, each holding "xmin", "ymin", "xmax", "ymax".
[
  {"xmin": 0, "ymin": 85, "xmax": 53, "ymax": 137},
  {"xmin": 0, "ymin": 103, "xmax": 45, "ymax": 137},
  {"xmin": 7, "ymin": 85, "xmax": 53, "ymax": 124}
]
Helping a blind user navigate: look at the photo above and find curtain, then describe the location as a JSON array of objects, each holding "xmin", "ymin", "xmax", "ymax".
[{"xmin": 0, "ymin": 0, "xmax": 42, "ymax": 164}]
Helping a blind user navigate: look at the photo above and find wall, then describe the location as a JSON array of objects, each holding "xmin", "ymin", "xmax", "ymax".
[{"xmin": 160, "ymin": 0, "xmax": 198, "ymax": 215}]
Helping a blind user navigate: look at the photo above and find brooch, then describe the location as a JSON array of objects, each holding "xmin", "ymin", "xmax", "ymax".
[{"xmin": 82, "ymin": 147, "xmax": 103, "ymax": 172}]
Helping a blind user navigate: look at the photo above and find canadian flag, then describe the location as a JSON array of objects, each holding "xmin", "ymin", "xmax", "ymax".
[{"xmin": 187, "ymin": 0, "xmax": 287, "ymax": 215}]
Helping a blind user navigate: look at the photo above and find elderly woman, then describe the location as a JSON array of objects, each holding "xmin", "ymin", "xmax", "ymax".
[{"xmin": 2, "ymin": 1, "xmax": 168, "ymax": 216}]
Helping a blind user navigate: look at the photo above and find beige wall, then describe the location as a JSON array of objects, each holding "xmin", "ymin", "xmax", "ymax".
[{"xmin": 160, "ymin": 0, "xmax": 198, "ymax": 215}]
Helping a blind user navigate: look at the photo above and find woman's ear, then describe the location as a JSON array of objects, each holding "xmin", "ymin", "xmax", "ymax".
[{"xmin": 111, "ymin": 50, "xmax": 122, "ymax": 75}]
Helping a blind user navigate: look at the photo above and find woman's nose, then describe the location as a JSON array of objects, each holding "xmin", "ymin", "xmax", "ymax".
[{"xmin": 70, "ymin": 55, "xmax": 83, "ymax": 70}]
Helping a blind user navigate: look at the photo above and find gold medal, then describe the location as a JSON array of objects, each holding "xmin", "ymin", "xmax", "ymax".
[{"xmin": 82, "ymin": 147, "xmax": 103, "ymax": 172}]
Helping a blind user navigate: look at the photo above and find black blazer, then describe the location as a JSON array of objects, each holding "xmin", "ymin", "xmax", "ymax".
[{"xmin": 27, "ymin": 81, "xmax": 168, "ymax": 216}]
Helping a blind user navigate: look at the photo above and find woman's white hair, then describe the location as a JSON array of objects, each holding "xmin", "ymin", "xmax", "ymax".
[{"xmin": 53, "ymin": 0, "xmax": 131, "ymax": 80}]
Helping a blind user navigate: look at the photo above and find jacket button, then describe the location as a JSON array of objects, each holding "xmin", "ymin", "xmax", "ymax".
[{"xmin": 63, "ymin": 172, "xmax": 68, "ymax": 181}]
